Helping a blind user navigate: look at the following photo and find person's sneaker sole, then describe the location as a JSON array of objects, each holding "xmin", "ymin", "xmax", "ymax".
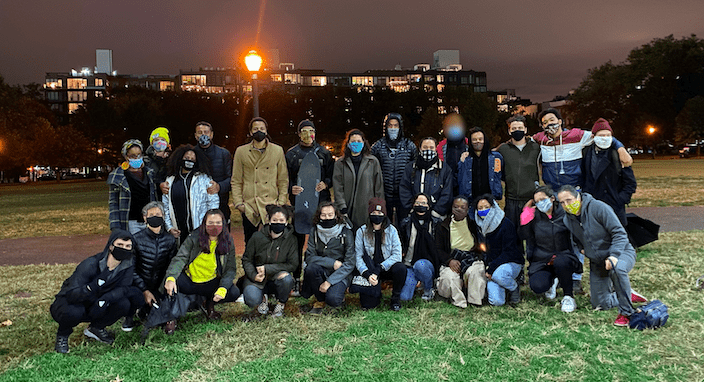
[
  {"xmin": 631, "ymin": 290, "xmax": 647, "ymax": 303},
  {"xmin": 83, "ymin": 328, "xmax": 113, "ymax": 345}
]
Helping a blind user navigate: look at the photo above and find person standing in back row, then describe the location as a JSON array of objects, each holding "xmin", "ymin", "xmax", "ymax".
[
  {"xmin": 371, "ymin": 113, "xmax": 417, "ymax": 224},
  {"xmin": 193, "ymin": 121, "xmax": 233, "ymax": 226},
  {"xmin": 458, "ymin": 127, "xmax": 504, "ymax": 204}
]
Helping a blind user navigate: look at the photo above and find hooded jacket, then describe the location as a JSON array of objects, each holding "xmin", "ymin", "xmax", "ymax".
[
  {"xmin": 562, "ymin": 193, "xmax": 635, "ymax": 268},
  {"xmin": 332, "ymin": 154, "xmax": 384, "ymax": 230},
  {"xmin": 241, "ymin": 224, "xmax": 299, "ymax": 290},
  {"xmin": 399, "ymin": 158, "xmax": 453, "ymax": 217},
  {"xmin": 54, "ymin": 230, "xmax": 137, "ymax": 305},
  {"xmin": 132, "ymin": 226, "xmax": 178, "ymax": 292},
  {"xmin": 518, "ymin": 203, "xmax": 579, "ymax": 275},
  {"xmin": 305, "ymin": 224, "xmax": 356, "ymax": 287},
  {"xmin": 370, "ymin": 126, "xmax": 417, "ymax": 200},
  {"xmin": 457, "ymin": 148, "xmax": 504, "ymax": 201}
]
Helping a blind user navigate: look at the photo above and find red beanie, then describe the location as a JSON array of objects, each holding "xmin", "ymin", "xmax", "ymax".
[
  {"xmin": 592, "ymin": 118, "xmax": 613, "ymax": 134},
  {"xmin": 368, "ymin": 197, "xmax": 387, "ymax": 215}
]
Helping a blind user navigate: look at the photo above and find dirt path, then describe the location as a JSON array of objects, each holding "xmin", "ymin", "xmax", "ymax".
[{"xmin": 1, "ymin": 206, "xmax": 702, "ymax": 266}]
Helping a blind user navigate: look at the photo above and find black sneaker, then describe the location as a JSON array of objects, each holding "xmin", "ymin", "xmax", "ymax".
[
  {"xmin": 55, "ymin": 334, "xmax": 69, "ymax": 354},
  {"xmin": 121, "ymin": 315, "xmax": 135, "ymax": 332},
  {"xmin": 390, "ymin": 298, "xmax": 401, "ymax": 311},
  {"xmin": 84, "ymin": 326, "xmax": 115, "ymax": 345},
  {"xmin": 508, "ymin": 287, "xmax": 520, "ymax": 306}
]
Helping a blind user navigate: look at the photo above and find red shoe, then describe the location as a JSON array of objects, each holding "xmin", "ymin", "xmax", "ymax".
[
  {"xmin": 631, "ymin": 290, "xmax": 647, "ymax": 303},
  {"xmin": 613, "ymin": 314, "xmax": 630, "ymax": 327}
]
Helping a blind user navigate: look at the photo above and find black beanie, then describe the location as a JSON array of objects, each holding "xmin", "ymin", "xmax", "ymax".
[{"xmin": 298, "ymin": 119, "xmax": 315, "ymax": 133}]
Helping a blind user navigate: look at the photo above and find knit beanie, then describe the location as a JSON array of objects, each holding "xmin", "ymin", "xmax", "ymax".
[
  {"xmin": 368, "ymin": 197, "xmax": 387, "ymax": 215},
  {"xmin": 150, "ymin": 127, "xmax": 170, "ymax": 144},
  {"xmin": 591, "ymin": 118, "xmax": 613, "ymax": 134}
]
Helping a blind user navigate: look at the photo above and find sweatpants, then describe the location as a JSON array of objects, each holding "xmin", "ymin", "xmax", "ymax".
[
  {"xmin": 350, "ymin": 262, "xmax": 407, "ymax": 309},
  {"xmin": 436, "ymin": 261, "xmax": 487, "ymax": 308},
  {"xmin": 589, "ymin": 250, "xmax": 636, "ymax": 316},
  {"xmin": 243, "ymin": 272, "xmax": 295, "ymax": 307},
  {"xmin": 301, "ymin": 263, "xmax": 347, "ymax": 307},
  {"xmin": 50, "ymin": 286, "xmax": 142, "ymax": 337},
  {"xmin": 529, "ymin": 255, "xmax": 578, "ymax": 297},
  {"xmin": 176, "ymin": 273, "xmax": 240, "ymax": 302}
]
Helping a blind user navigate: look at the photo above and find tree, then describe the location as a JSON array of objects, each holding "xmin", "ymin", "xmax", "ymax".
[
  {"xmin": 416, "ymin": 107, "xmax": 444, "ymax": 141},
  {"xmin": 675, "ymin": 95, "xmax": 704, "ymax": 156}
]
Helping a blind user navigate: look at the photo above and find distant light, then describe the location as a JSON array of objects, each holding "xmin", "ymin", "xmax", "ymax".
[
  {"xmin": 245, "ymin": 50, "xmax": 262, "ymax": 72},
  {"xmin": 647, "ymin": 126, "xmax": 656, "ymax": 135},
  {"xmin": 112, "ymin": 70, "xmax": 117, "ymax": 76}
]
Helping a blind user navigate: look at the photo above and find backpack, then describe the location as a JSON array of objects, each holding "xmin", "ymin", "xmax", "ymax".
[{"xmin": 629, "ymin": 299, "xmax": 669, "ymax": 330}]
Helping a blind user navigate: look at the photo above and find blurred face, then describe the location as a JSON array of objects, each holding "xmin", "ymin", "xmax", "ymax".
[
  {"xmin": 124, "ymin": 146, "xmax": 142, "ymax": 160},
  {"xmin": 195, "ymin": 124, "xmax": 213, "ymax": 140},
  {"xmin": 470, "ymin": 132, "xmax": 484, "ymax": 152},
  {"xmin": 205, "ymin": 213, "xmax": 223, "ymax": 227},
  {"xmin": 250, "ymin": 121, "xmax": 267, "ymax": 135},
  {"xmin": 420, "ymin": 139, "xmax": 436, "ymax": 151},
  {"xmin": 595, "ymin": 130, "xmax": 612, "ymax": 137},
  {"xmin": 319, "ymin": 206, "xmax": 336, "ymax": 220},
  {"xmin": 557, "ymin": 191, "xmax": 579, "ymax": 207},
  {"xmin": 476, "ymin": 199, "xmax": 491, "ymax": 211},
  {"xmin": 270, "ymin": 212, "xmax": 287, "ymax": 224},
  {"xmin": 452, "ymin": 199, "xmax": 469, "ymax": 221}
]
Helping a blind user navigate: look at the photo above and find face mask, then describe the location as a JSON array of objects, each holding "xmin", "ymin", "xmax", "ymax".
[
  {"xmin": 153, "ymin": 141, "xmax": 168, "ymax": 152},
  {"xmin": 536, "ymin": 198, "xmax": 553, "ymax": 214},
  {"xmin": 563, "ymin": 199, "xmax": 581, "ymax": 215},
  {"xmin": 413, "ymin": 205, "xmax": 429, "ymax": 214},
  {"xmin": 270, "ymin": 222, "xmax": 286, "ymax": 234},
  {"xmin": 182, "ymin": 159, "xmax": 195, "ymax": 170},
  {"xmin": 348, "ymin": 141, "xmax": 364, "ymax": 154},
  {"xmin": 510, "ymin": 130, "xmax": 526, "ymax": 141},
  {"xmin": 300, "ymin": 130, "xmax": 315, "ymax": 145},
  {"xmin": 477, "ymin": 208, "xmax": 491, "ymax": 218},
  {"xmin": 206, "ymin": 224, "xmax": 223, "ymax": 236},
  {"xmin": 387, "ymin": 128, "xmax": 400, "ymax": 140},
  {"xmin": 594, "ymin": 136, "xmax": 613, "ymax": 149},
  {"xmin": 252, "ymin": 131, "xmax": 267, "ymax": 142},
  {"xmin": 198, "ymin": 134, "xmax": 211, "ymax": 146},
  {"xmin": 111, "ymin": 246, "xmax": 133, "ymax": 261},
  {"xmin": 421, "ymin": 149, "xmax": 437, "ymax": 161},
  {"xmin": 318, "ymin": 218, "xmax": 337, "ymax": 229},
  {"xmin": 128, "ymin": 157, "xmax": 143, "ymax": 169},
  {"xmin": 146, "ymin": 215, "xmax": 164, "ymax": 228},
  {"xmin": 472, "ymin": 141, "xmax": 484, "ymax": 152},
  {"xmin": 446, "ymin": 125, "xmax": 464, "ymax": 141},
  {"xmin": 544, "ymin": 123, "xmax": 560, "ymax": 136},
  {"xmin": 369, "ymin": 215, "xmax": 385, "ymax": 225}
]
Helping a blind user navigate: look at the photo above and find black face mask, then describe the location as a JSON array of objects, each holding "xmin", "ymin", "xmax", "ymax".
[
  {"xmin": 111, "ymin": 246, "xmax": 133, "ymax": 261},
  {"xmin": 510, "ymin": 130, "xmax": 526, "ymax": 141},
  {"xmin": 319, "ymin": 218, "xmax": 337, "ymax": 229},
  {"xmin": 146, "ymin": 215, "xmax": 164, "ymax": 228},
  {"xmin": 369, "ymin": 215, "xmax": 385, "ymax": 225},
  {"xmin": 413, "ymin": 205, "xmax": 429, "ymax": 214},
  {"xmin": 252, "ymin": 131, "xmax": 267, "ymax": 142},
  {"xmin": 270, "ymin": 223, "xmax": 286, "ymax": 234},
  {"xmin": 182, "ymin": 159, "xmax": 195, "ymax": 170}
]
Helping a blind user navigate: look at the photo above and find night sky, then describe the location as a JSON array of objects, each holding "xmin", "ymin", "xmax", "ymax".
[{"xmin": 2, "ymin": 0, "xmax": 703, "ymax": 102}]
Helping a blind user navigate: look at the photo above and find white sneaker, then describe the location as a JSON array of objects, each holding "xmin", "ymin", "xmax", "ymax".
[
  {"xmin": 235, "ymin": 294, "xmax": 245, "ymax": 303},
  {"xmin": 257, "ymin": 294, "xmax": 269, "ymax": 315},
  {"xmin": 544, "ymin": 278, "xmax": 559, "ymax": 300},
  {"xmin": 561, "ymin": 295, "xmax": 576, "ymax": 313},
  {"xmin": 272, "ymin": 302, "xmax": 285, "ymax": 318}
]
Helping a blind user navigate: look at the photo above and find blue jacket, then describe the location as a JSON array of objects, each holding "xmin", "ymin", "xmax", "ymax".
[
  {"xmin": 399, "ymin": 159, "xmax": 453, "ymax": 217},
  {"xmin": 355, "ymin": 224, "xmax": 402, "ymax": 276},
  {"xmin": 371, "ymin": 137, "xmax": 417, "ymax": 199},
  {"xmin": 457, "ymin": 151, "xmax": 504, "ymax": 201}
]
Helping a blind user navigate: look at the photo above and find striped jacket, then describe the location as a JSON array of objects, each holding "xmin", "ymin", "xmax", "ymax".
[{"xmin": 107, "ymin": 167, "xmax": 157, "ymax": 231}]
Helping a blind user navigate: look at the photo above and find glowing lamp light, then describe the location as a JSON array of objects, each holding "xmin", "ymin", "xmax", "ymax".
[
  {"xmin": 245, "ymin": 50, "xmax": 262, "ymax": 72},
  {"xmin": 648, "ymin": 126, "xmax": 656, "ymax": 135}
]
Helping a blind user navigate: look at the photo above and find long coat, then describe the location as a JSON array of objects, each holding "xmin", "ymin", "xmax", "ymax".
[{"xmin": 332, "ymin": 154, "xmax": 384, "ymax": 230}]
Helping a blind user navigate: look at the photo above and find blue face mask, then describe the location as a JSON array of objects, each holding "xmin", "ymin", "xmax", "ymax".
[
  {"xmin": 387, "ymin": 128, "xmax": 400, "ymax": 140},
  {"xmin": 446, "ymin": 125, "xmax": 464, "ymax": 141},
  {"xmin": 128, "ymin": 157, "xmax": 144, "ymax": 169},
  {"xmin": 536, "ymin": 198, "xmax": 553, "ymax": 213},
  {"xmin": 153, "ymin": 140, "xmax": 168, "ymax": 152},
  {"xmin": 477, "ymin": 208, "xmax": 490, "ymax": 218},
  {"xmin": 348, "ymin": 142, "xmax": 364, "ymax": 154}
]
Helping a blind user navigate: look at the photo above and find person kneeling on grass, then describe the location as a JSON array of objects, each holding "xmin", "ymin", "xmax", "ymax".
[
  {"xmin": 473, "ymin": 194, "xmax": 525, "ymax": 307},
  {"xmin": 398, "ymin": 193, "xmax": 442, "ymax": 302},
  {"xmin": 518, "ymin": 186, "xmax": 581, "ymax": 312},
  {"xmin": 557, "ymin": 185, "xmax": 647, "ymax": 327},
  {"xmin": 50, "ymin": 230, "xmax": 143, "ymax": 353},
  {"xmin": 301, "ymin": 201, "xmax": 356, "ymax": 314},
  {"xmin": 242, "ymin": 204, "xmax": 298, "ymax": 318},
  {"xmin": 349, "ymin": 198, "xmax": 407, "ymax": 311},
  {"xmin": 163, "ymin": 209, "xmax": 239, "ymax": 329}
]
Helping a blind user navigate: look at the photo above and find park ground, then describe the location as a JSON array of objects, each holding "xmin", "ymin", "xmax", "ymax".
[{"xmin": 0, "ymin": 158, "xmax": 703, "ymax": 381}]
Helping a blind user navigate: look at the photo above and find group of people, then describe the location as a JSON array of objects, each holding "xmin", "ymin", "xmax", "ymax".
[{"xmin": 51, "ymin": 109, "xmax": 647, "ymax": 353}]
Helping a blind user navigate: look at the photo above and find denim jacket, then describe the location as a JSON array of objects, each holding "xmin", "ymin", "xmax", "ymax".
[
  {"xmin": 457, "ymin": 151, "xmax": 504, "ymax": 201},
  {"xmin": 354, "ymin": 224, "xmax": 402, "ymax": 275}
]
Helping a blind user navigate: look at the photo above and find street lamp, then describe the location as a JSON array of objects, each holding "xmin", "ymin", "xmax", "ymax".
[
  {"xmin": 647, "ymin": 125, "xmax": 657, "ymax": 158},
  {"xmin": 245, "ymin": 50, "xmax": 263, "ymax": 118}
]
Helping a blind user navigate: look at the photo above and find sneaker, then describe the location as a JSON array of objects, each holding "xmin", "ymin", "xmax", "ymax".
[
  {"xmin": 631, "ymin": 290, "xmax": 647, "ymax": 303},
  {"xmin": 561, "ymin": 295, "xmax": 576, "ymax": 313},
  {"xmin": 84, "ymin": 326, "xmax": 114, "ymax": 345},
  {"xmin": 121, "ymin": 315, "xmax": 135, "ymax": 332},
  {"xmin": 309, "ymin": 301, "xmax": 326, "ymax": 315},
  {"xmin": 508, "ymin": 287, "xmax": 520, "ymax": 305},
  {"xmin": 257, "ymin": 295, "xmax": 269, "ymax": 315},
  {"xmin": 573, "ymin": 280, "xmax": 584, "ymax": 295},
  {"xmin": 235, "ymin": 294, "xmax": 245, "ymax": 303},
  {"xmin": 390, "ymin": 298, "xmax": 401, "ymax": 311},
  {"xmin": 272, "ymin": 302, "xmax": 285, "ymax": 318},
  {"xmin": 290, "ymin": 279, "xmax": 301, "ymax": 297},
  {"xmin": 55, "ymin": 334, "xmax": 69, "ymax": 354},
  {"xmin": 421, "ymin": 288, "xmax": 436, "ymax": 302},
  {"xmin": 613, "ymin": 314, "xmax": 630, "ymax": 327},
  {"xmin": 544, "ymin": 278, "xmax": 559, "ymax": 300}
]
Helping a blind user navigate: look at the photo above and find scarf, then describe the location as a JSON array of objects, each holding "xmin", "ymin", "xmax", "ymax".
[
  {"xmin": 470, "ymin": 148, "xmax": 490, "ymax": 198},
  {"xmin": 410, "ymin": 213, "xmax": 440, "ymax": 276},
  {"xmin": 316, "ymin": 224, "xmax": 344, "ymax": 245},
  {"xmin": 475, "ymin": 201, "xmax": 504, "ymax": 236}
]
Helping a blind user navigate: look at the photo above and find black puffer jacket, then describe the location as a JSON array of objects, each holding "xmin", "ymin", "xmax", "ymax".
[
  {"xmin": 371, "ymin": 137, "xmax": 416, "ymax": 199},
  {"xmin": 132, "ymin": 227, "xmax": 178, "ymax": 292},
  {"xmin": 518, "ymin": 204, "xmax": 579, "ymax": 275}
]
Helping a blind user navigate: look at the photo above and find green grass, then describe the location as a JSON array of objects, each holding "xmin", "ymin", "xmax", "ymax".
[
  {"xmin": 1, "ymin": 230, "xmax": 704, "ymax": 381},
  {"xmin": 629, "ymin": 158, "xmax": 704, "ymax": 207}
]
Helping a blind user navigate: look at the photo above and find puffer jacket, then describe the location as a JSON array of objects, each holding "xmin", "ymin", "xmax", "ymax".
[
  {"xmin": 242, "ymin": 224, "xmax": 299, "ymax": 290},
  {"xmin": 132, "ymin": 227, "xmax": 178, "ymax": 292},
  {"xmin": 518, "ymin": 204, "xmax": 578, "ymax": 275},
  {"xmin": 371, "ymin": 137, "xmax": 416, "ymax": 199},
  {"xmin": 305, "ymin": 225, "xmax": 356, "ymax": 286},
  {"xmin": 162, "ymin": 172, "xmax": 220, "ymax": 232}
]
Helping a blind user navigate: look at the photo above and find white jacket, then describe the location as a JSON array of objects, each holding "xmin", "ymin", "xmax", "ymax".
[{"xmin": 162, "ymin": 172, "xmax": 219, "ymax": 232}]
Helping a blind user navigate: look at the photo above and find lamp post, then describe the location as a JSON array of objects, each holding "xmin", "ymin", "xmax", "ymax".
[
  {"xmin": 647, "ymin": 125, "xmax": 656, "ymax": 159},
  {"xmin": 245, "ymin": 50, "xmax": 263, "ymax": 118}
]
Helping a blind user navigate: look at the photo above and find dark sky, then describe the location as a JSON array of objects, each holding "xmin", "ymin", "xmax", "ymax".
[{"xmin": 2, "ymin": 0, "xmax": 703, "ymax": 102}]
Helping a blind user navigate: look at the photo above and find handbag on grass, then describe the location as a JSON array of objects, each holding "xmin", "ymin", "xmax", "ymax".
[{"xmin": 629, "ymin": 299, "xmax": 669, "ymax": 330}]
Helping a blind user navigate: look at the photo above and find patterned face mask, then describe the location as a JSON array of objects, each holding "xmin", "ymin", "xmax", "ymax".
[
  {"xmin": 544, "ymin": 123, "xmax": 560, "ymax": 136},
  {"xmin": 563, "ymin": 199, "xmax": 581, "ymax": 215},
  {"xmin": 421, "ymin": 149, "xmax": 437, "ymax": 161},
  {"xmin": 300, "ymin": 130, "xmax": 315, "ymax": 144},
  {"xmin": 386, "ymin": 128, "xmax": 399, "ymax": 140}
]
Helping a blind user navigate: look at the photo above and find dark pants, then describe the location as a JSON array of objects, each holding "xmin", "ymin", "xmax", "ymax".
[
  {"xmin": 301, "ymin": 263, "xmax": 347, "ymax": 307},
  {"xmin": 243, "ymin": 272, "xmax": 295, "ymax": 307},
  {"xmin": 218, "ymin": 193, "xmax": 231, "ymax": 226},
  {"xmin": 529, "ymin": 256, "xmax": 577, "ymax": 297},
  {"xmin": 50, "ymin": 287, "xmax": 142, "ymax": 337},
  {"xmin": 350, "ymin": 262, "xmax": 407, "ymax": 309},
  {"xmin": 504, "ymin": 198, "xmax": 528, "ymax": 254},
  {"xmin": 242, "ymin": 213, "xmax": 260, "ymax": 245},
  {"xmin": 176, "ymin": 273, "xmax": 240, "ymax": 302},
  {"xmin": 386, "ymin": 196, "xmax": 408, "ymax": 227},
  {"xmin": 293, "ymin": 231, "xmax": 306, "ymax": 279}
]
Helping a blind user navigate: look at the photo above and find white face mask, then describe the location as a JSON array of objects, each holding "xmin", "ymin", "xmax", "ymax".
[{"xmin": 594, "ymin": 136, "xmax": 613, "ymax": 149}]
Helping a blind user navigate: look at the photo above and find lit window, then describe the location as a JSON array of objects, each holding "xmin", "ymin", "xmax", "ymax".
[
  {"xmin": 160, "ymin": 81, "xmax": 174, "ymax": 91},
  {"xmin": 181, "ymin": 75, "xmax": 206, "ymax": 86},
  {"xmin": 95, "ymin": 78, "xmax": 104, "ymax": 87},
  {"xmin": 436, "ymin": 75, "xmax": 445, "ymax": 83},
  {"xmin": 68, "ymin": 103, "xmax": 81, "ymax": 114},
  {"xmin": 67, "ymin": 78, "xmax": 87, "ymax": 89},
  {"xmin": 352, "ymin": 76, "xmax": 373, "ymax": 86},
  {"xmin": 45, "ymin": 78, "xmax": 62, "ymax": 89},
  {"xmin": 68, "ymin": 91, "xmax": 87, "ymax": 102},
  {"xmin": 271, "ymin": 74, "xmax": 282, "ymax": 82},
  {"xmin": 437, "ymin": 84, "xmax": 445, "ymax": 92}
]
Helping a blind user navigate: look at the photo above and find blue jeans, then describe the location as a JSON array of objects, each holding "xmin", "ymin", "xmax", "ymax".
[
  {"xmin": 243, "ymin": 273, "xmax": 294, "ymax": 307},
  {"xmin": 400, "ymin": 260, "xmax": 435, "ymax": 301},
  {"xmin": 572, "ymin": 245, "xmax": 584, "ymax": 281},
  {"xmin": 487, "ymin": 262, "xmax": 523, "ymax": 306}
]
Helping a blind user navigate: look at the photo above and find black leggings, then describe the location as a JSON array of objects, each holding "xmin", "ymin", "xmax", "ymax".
[
  {"xmin": 529, "ymin": 256, "xmax": 576, "ymax": 297},
  {"xmin": 176, "ymin": 273, "xmax": 240, "ymax": 302},
  {"xmin": 51, "ymin": 287, "xmax": 142, "ymax": 336}
]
